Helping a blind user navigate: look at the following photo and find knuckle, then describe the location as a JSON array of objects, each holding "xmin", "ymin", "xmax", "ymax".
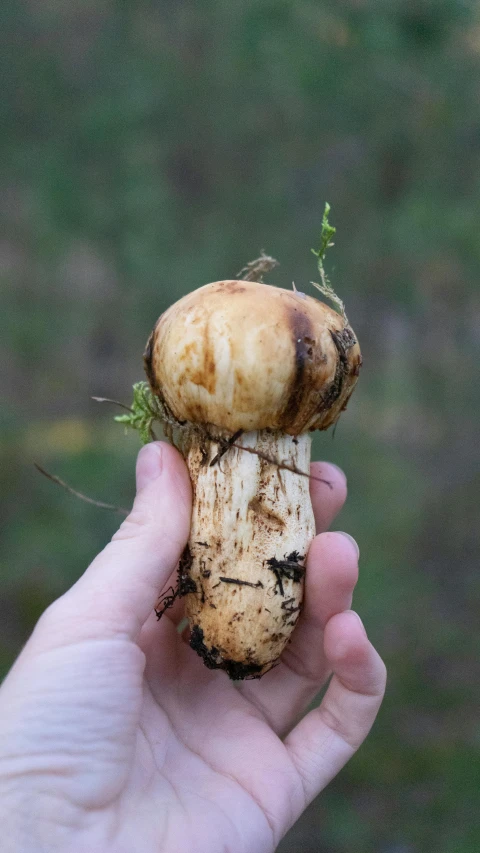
[
  {"xmin": 289, "ymin": 744, "xmax": 321, "ymax": 801},
  {"xmin": 281, "ymin": 643, "xmax": 323, "ymax": 685},
  {"xmin": 36, "ymin": 595, "xmax": 69, "ymax": 628},
  {"xmin": 32, "ymin": 594, "xmax": 74, "ymax": 643},
  {"xmin": 111, "ymin": 507, "xmax": 151, "ymax": 542},
  {"xmin": 318, "ymin": 703, "xmax": 363, "ymax": 750}
]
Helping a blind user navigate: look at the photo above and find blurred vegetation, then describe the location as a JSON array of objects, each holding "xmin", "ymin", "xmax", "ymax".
[{"xmin": 1, "ymin": 1, "xmax": 480, "ymax": 851}]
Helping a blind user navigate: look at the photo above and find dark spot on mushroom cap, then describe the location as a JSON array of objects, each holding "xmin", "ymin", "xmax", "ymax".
[
  {"xmin": 181, "ymin": 341, "xmax": 199, "ymax": 359},
  {"xmin": 312, "ymin": 328, "xmax": 356, "ymax": 424},
  {"xmin": 185, "ymin": 316, "xmax": 217, "ymax": 394},
  {"xmin": 279, "ymin": 305, "xmax": 315, "ymax": 430},
  {"xmin": 143, "ymin": 325, "xmax": 160, "ymax": 395},
  {"xmin": 216, "ymin": 281, "xmax": 247, "ymax": 294},
  {"xmin": 352, "ymin": 353, "xmax": 363, "ymax": 376}
]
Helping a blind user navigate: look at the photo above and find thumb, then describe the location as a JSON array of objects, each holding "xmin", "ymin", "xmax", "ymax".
[{"xmin": 40, "ymin": 442, "xmax": 192, "ymax": 644}]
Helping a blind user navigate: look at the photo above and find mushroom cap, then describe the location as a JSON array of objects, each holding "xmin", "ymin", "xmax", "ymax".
[{"xmin": 145, "ymin": 280, "xmax": 362, "ymax": 435}]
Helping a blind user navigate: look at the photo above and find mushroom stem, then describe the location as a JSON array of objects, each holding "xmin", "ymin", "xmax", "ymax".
[{"xmin": 182, "ymin": 429, "xmax": 316, "ymax": 679}]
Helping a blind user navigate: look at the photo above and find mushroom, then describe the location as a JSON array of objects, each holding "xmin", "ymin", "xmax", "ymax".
[{"xmin": 144, "ymin": 279, "xmax": 362, "ymax": 679}]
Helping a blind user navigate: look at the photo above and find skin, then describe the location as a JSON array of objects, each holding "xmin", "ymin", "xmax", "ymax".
[{"xmin": 0, "ymin": 442, "xmax": 386, "ymax": 853}]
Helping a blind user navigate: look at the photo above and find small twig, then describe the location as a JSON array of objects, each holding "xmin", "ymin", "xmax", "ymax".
[
  {"xmin": 204, "ymin": 428, "xmax": 332, "ymax": 488},
  {"xmin": 92, "ymin": 396, "xmax": 133, "ymax": 413},
  {"xmin": 219, "ymin": 577, "xmax": 264, "ymax": 589},
  {"xmin": 209, "ymin": 429, "xmax": 244, "ymax": 466},
  {"xmin": 237, "ymin": 252, "xmax": 279, "ymax": 282},
  {"xmin": 155, "ymin": 586, "xmax": 180, "ymax": 619},
  {"xmin": 34, "ymin": 463, "xmax": 129, "ymax": 516},
  {"xmin": 227, "ymin": 442, "xmax": 333, "ymax": 489}
]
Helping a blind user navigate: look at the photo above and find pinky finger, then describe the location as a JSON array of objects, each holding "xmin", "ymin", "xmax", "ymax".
[{"xmin": 284, "ymin": 610, "xmax": 386, "ymax": 806}]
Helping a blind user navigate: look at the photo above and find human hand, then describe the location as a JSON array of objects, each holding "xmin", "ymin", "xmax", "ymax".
[{"xmin": 0, "ymin": 442, "xmax": 386, "ymax": 853}]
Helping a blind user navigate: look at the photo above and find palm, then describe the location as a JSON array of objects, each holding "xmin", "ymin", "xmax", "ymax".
[
  {"xmin": 121, "ymin": 620, "xmax": 304, "ymax": 853},
  {"xmin": 69, "ymin": 613, "xmax": 303, "ymax": 853},
  {"xmin": 80, "ymin": 590, "xmax": 374, "ymax": 853}
]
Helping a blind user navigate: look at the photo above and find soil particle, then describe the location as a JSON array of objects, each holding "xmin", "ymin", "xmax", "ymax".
[
  {"xmin": 266, "ymin": 551, "xmax": 306, "ymax": 595},
  {"xmin": 178, "ymin": 544, "xmax": 197, "ymax": 595},
  {"xmin": 189, "ymin": 625, "xmax": 267, "ymax": 680}
]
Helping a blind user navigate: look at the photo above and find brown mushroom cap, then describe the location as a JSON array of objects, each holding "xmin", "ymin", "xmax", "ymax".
[{"xmin": 145, "ymin": 280, "xmax": 362, "ymax": 435}]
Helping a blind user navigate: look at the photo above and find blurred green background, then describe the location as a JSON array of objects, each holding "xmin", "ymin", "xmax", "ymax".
[{"xmin": 1, "ymin": 1, "xmax": 479, "ymax": 850}]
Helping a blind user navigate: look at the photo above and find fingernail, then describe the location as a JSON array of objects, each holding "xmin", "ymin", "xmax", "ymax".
[
  {"xmin": 336, "ymin": 531, "xmax": 360, "ymax": 559},
  {"xmin": 136, "ymin": 443, "xmax": 164, "ymax": 492},
  {"xmin": 347, "ymin": 610, "xmax": 367, "ymax": 636}
]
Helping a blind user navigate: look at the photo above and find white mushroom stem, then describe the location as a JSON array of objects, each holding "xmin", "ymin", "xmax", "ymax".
[{"xmin": 183, "ymin": 430, "xmax": 316, "ymax": 678}]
